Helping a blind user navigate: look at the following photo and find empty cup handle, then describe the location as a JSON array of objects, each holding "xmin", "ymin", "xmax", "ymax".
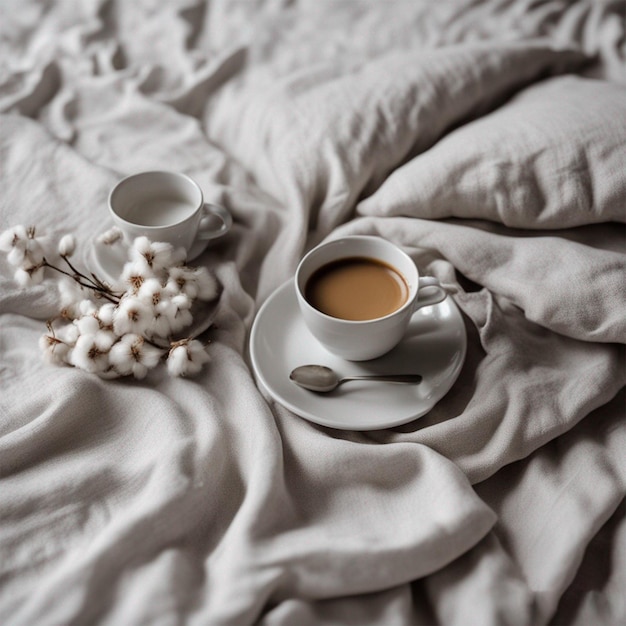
[
  {"xmin": 198, "ymin": 204, "xmax": 232, "ymax": 241},
  {"xmin": 413, "ymin": 276, "xmax": 447, "ymax": 311}
]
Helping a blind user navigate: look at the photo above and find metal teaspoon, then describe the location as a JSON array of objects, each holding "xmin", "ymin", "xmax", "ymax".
[{"xmin": 289, "ymin": 364, "xmax": 422, "ymax": 393}]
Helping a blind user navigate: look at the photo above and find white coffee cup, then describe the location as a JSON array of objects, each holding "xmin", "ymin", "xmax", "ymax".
[
  {"xmin": 108, "ymin": 171, "xmax": 232, "ymax": 258},
  {"xmin": 295, "ymin": 236, "xmax": 447, "ymax": 361}
]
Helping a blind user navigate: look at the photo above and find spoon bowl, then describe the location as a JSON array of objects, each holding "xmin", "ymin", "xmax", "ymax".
[{"xmin": 289, "ymin": 364, "xmax": 422, "ymax": 393}]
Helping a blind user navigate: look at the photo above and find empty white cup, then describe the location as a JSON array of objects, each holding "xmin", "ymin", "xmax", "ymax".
[{"xmin": 108, "ymin": 171, "xmax": 231, "ymax": 258}]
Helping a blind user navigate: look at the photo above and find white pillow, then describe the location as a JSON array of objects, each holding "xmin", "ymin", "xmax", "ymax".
[
  {"xmin": 208, "ymin": 43, "xmax": 588, "ymax": 233},
  {"xmin": 359, "ymin": 76, "xmax": 626, "ymax": 228}
]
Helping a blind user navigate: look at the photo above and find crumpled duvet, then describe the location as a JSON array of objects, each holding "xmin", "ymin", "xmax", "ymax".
[{"xmin": 0, "ymin": 1, "xmax": 624, "ymax": 625}]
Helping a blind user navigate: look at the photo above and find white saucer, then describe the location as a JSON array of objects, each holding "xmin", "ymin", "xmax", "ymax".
[
  {"xmin": 86, "ymin": 236, "xmax": 209, "ymax": 285},
  {"xmin": 249, "ymin": 280, "xmax": 467, "ymax": 431}
]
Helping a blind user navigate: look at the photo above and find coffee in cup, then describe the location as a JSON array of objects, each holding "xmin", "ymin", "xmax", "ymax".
[
  {"xmin": 108, "ymin": 171, "xmax": 232, "ymax": 259},
  {"xmin": 304, "ymin": 256, "xmax": 410, "ymax": 321},
  {"xmin": 295, "ymin": 236, "xmax": 447, "ymax": 361}
]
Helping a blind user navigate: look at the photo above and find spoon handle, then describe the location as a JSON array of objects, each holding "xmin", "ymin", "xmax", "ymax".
[{"xmin": 341, "ymin": 374, "xmax": 422, "ymax": 385}]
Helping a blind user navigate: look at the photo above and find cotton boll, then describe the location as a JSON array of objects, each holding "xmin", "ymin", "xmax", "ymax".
[
  {"xmin": 193, "ymin": 267, "xmax": 219, "ymax": 301},
  {"xmin": 13, "ymin": 266, "xmax": 44, "ymax": 286},
  {"xmin": 168, "ymin": 308, "xmax": 193, "ymax": 334},
  {"xmin": 70, "ymin": 330, "xmax": 115, "ymax": 373},
  {"xmin": 0, "ymin": 228, "xmax": 16, "ymax": 252},
  {"xmin": 130, "ymin": 237, "xmax": 174, "ymax": 274},
  {"xmin": 165, "ymin": 266, "xmax": 197, "ymax": 299},
  {"xmin": 145, "ymin": 310, "xmax": 174, "ymax": 340},
  {"xmin": 96, "ymin": 303, "xmax": 116, "ymax": 329},
  {"xmin": 170, "ymin": 293, "xmax": 192, "ymax": 311},
  {"xmin": 131, "ymin": 236, "xmax": 152, "ymax": 255},
  {"xmin": 6, "ymin": 240, "xmax": 43, "ymax": 270},
  {"xmin": 138, "ymin": 339, "xmax": 162, "ymax": 369},
  {"xmin": 78, "ymin": 299, "xmax": 98, "ymax": 317},
  {"xmin": 132, "ymin": 256, "xmax": 156, "ymax": 279},
  {"xmin": 58, "ymin": 278, "xmax": 85, "ymax": 317},
  {"xmin": 74, "ymin": 314, "xmax": 100, "ymax": 335},
  {"xmin": 109, "ymin": 334, "xmax": 163, "ymax": 378},
  {"xmin": 113, "ymin": 295, "xmax": 152, "ymax": 336},
  {"xmin": 7, "ymin": 245, "xmax": 28, "ymax": 267},
  {"xmin": 58, "ymin": 234, "xmax": 77, "ymax": 257},
  {"xmin": 166, "ymin": 344, "xmax": 189, "ymax": 377},
  {"xmin": 148, "ymin": 241, "xmax": 175, "ymax": 272},
  {"xmin": 57, "ymin": 323, "xmax": 79, "ymax": 345},
  {"xmin": 136, "ymin": 279, "xmax": 172, "ymax": 338},
  {"xmin": 121, "ymin": 260, "xmax": 150, "ymax": 292},
  {"xmin": 188, "ymin": 339, "xmax": 210, "ymax": 364},
  {"xmin": 167, "ymin": 339, "xmax": 210, "ymax": 377},
  {"xmin": 96, "ymin": 367, "xmax": 122, "ymax": 379},
  {"xmin": 13, "ymin": 267, "xmax": 30, "ymax": 286},
  {"xmin": 97, "ymin": 227, "xmax": 123, "ymax": 245},
  {"xmin": 39, "ymin": 333, "xmax": 72, "ymax": 364},
  {"xmin": 157, "ymin": 293, "xmax": 192, "ymax": 334},
  {"xmin": 23, "ymin": 238, "xmax": 45, "ymax": 267},
  {"xmin": 108, "ymin": 337, "xmax": 135, "ymax": 375},
  {"xmin": 165, "ymin": 266, "xmax": 218, "ymax": 301},
  {"xmin": 137, "ymin": 278, "xmax": 165, "ymax": 307},
  {"xmin": 0, "ymin": 225, "xmax": 28, "ymax": 253}
]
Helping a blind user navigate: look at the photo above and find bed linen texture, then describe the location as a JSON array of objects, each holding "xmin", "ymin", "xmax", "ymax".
[{"xmin": 1, "ymin": 1, "xmax": 624, "ymax": 625}]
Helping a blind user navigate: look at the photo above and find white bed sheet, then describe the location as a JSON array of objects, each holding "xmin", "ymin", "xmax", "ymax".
[{"xmin": 1, "ymin": 1, "xmax": 624, "ymax": 625}]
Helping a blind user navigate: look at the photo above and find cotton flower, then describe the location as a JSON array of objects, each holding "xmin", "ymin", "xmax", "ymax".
[
  {"xmin": 96, "ymin": 303, "xmax": 116, "ymax": 329},
  {"xmin": 143, "ymin": 307, "xmax": 171, "ymax": 339},
  {"xmin": 0, "ymin": 225, "xmax": 29, "ymax": 253},
  {"xmin": 39, "ymin": 322, "xmax": 78, "ymax": 365},
  {"xmin": 135, "ymin": 278, "xmax": 194, "ymax": 338},
  {"xmin": 58, "ymin": 234, "xmax": 76, "ymax": 257},
  {"xmin": 74, "ymin": 313, "xmax": 101, "ymax": 336},
  {"xmin": 194, "ymin": 267, "xmax": 219, "ymax": 301},
  {"xmin": 25, "ymin": 238, "xmax": 45, "ymax": 265},
  {"xmin": 121, "ymin": 260, "xmax": 151, "ymax": 292},
  {"xmin": 130, "ymin": 237, "xmax": 174, "ymax": 275},
  {"xmin": 136, "ymin": 278, "xmax": 172, "ymax": 337},
  {"xmin": 7, "ymin": 245, "xmax": 29, "ymax": 267},
  {"xmin": 170, "ymin": 292, "xmax": 192, "ymax": 311},
  {"xmin": 159, "ymin": 299, "xmax": 192, "ymax": 337},
  {"xmin": 58, "ymin": 278, "xmax": 85, "ymax": 319},
  {"xmin": 70, "ymin": 329, "xmax": 115, "ymax": 373},
  {"xmin": 167, "ymin": 339, "xmax": 210, "ymax": 377},
  {"xmin": 0, "ymin": 224, "xmax": 48, "ymax": 267},
  {"xmin": 166, "ymin": 265, "xmax": 218, "ymax": 301},
  {"xmin": 96, "ymin": 367, "xmax": 122, "ymax": 380},
  {"xmin": 109, "ymin": 333, "xmax": 163, "ymax": 379},
  {"xmin": 39, "ymin": 331, "xmax": 73, "ymax": 364},
  {"xmin": 165, "ymin": 266, "xmax": 192, "ymax": 297},
  {"xmin": 97, "ymin": 227, "xmax": 123, "ymax": 245},
  {"xmin": 137, "ymin": 278, "xmax": 165, "ymax": 307},
  {"xmin": 113, "ymin": 295, "xmax": 152, "ymax": 336},
  {"xmin": 7, "ymin": 236, "xmax": 44, "ymax": 270},
  {"xmin": 1, "ymin": 223, "xmax": 220, "ymax": 379},
  {"xmin": 166, "ymin": 293, "xmax": 193, "ymax": 333},
  {"xmin": 57, "ymin": 322, "xmax": 79, "ymax": 346},
  {"xmin": 14, "ymin": 265, "xmax": 44, "ymax": 286},
  {"xmin": 5, "ymin": 226, "xmax": 46, "ymax": 287},
  {"xmin": 78, "ymin": 299, "xmax": 98, "ymax": 317}
]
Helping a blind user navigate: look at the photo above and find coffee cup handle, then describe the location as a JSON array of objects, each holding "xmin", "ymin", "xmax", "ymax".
[
  {"xmin": 413, "ymin": 276, "xmax": 447, "ymax": 312},
  {"xmin": 197, "ymin": 203, "xmax": 232, "ymax": 241}
]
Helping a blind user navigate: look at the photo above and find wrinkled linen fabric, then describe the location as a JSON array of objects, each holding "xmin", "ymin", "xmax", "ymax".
[
  {"xmin": 359, "ymin": 76, "xmax": 626, "ymax": 229},
  {"xmin": 1, "ymin": 1, "xmax": 625, "ymax": 625}
]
